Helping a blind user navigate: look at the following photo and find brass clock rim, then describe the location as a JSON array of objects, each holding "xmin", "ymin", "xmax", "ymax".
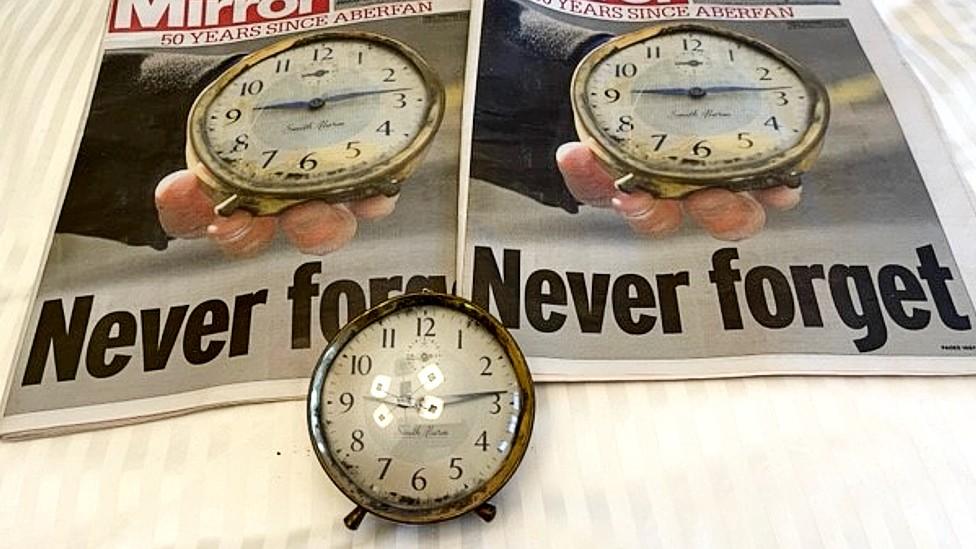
[
  {"xmin": 187, "ymin": 30, "xmax": 446, "ymax": 198},
  {"xmin": 571, "ymin": 22, "xmax": 831, "ymax": 186},
  {"xmin": 306, "ymin": 292, "xmax": 536, "ymax": 525}
]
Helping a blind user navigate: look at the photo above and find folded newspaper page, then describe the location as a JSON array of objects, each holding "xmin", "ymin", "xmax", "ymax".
[
  {"xmin": 459, "ymin": 0, "xmax": 976, "ymax": 380},
  {"xmin": 0, "ymin": 0, "xmax": 470, "ymax": 439}
]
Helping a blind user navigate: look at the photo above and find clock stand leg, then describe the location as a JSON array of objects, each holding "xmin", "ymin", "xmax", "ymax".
[
  {"xmin": 473, "ymin": 502, "xmax": 496, "ymax": 523},
  {"xmin": 344, "ymin": 506, "xmax": 368, "ymax": 530}
]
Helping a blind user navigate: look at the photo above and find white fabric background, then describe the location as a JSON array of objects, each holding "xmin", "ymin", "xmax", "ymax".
[{"xmin": 4, "ymin": 0, "xmax": 976, "ymax": 547}]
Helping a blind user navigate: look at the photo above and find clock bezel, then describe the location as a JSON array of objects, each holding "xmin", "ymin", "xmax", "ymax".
[
  {"xmin": 571, "ymin": 22, "xmax": 830, "ymax": 197},
  {"xmin": 306, "ymin": 292, "xmax": 535, "ymax": 525}
]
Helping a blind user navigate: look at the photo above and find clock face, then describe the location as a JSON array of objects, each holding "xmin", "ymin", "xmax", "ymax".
[
  {"xmin": 581, "ymin": 26, "xmax": 820, "ymax": 175},
  {"xmin": 308, "ymin": 295, "xmax": 533, "ymax": 522},
  {"xmin": 197, "ymin": 33, "xmax": 437, "ymax": 193}
]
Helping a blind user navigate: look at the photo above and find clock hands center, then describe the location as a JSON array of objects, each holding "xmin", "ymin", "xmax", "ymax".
[{"xmin": 253, "ymin": 87, "xmax": 413, "ymax": 111}]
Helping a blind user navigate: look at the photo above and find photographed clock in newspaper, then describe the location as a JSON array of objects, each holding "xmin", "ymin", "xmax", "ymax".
[
  {"xmin": 186, "ymin": 30, "xmax": 445, "ymax": 216},
  {"xmin": 307, "ymin": 292, "xmax": 535, "ymax": 529},
  {"xmin": 571, "ymin": 23, "xmax": 830, "ymax": 197}
]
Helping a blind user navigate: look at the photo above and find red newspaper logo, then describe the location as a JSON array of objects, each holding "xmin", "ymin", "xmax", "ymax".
[{"xmin": 110, "ymin": 0, "xmax": 331, "ymax": 32}]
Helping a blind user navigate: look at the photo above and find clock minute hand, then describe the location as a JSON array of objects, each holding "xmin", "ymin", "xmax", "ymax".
[
  {"xmin": 317, "ymin": 87, "xmax": 413, "ymax": 104},
  {"xmin": 437, "ymin": 390, "xmax": 508, "ymax": 405},
  {"xmin": 704, "ymin": 85, "xmax": 793, "ymax": 94}
]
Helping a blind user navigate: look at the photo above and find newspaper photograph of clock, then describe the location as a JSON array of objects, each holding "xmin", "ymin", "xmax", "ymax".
[
  {"xmin": 571, "ymin": 23, "xmax": 830, "ymax": 198},
  {"xmin": 307, "ymin": 292, "xmax": 535, "ymax": 528},
  {"xmin": 186, "ymin": 30, "xmax": 445, "ymax": 216}
]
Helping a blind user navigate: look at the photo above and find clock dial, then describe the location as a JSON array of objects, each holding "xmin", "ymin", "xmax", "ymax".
[
  {"xmin": 585, "ymin": 29, "xmax": 813, "ymax": 173},
  {"xmin": 202, "ymin": 35, "xmax": 431, "ymax": 191},
  {"xmin": 308, "ymin": 294, "xmax": 534, "ymax": 524},
  {"xmin": 572, "ymin": 23, "xmax": 829, "ymax": 196}
]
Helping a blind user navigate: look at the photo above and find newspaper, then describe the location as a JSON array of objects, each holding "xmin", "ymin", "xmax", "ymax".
[
  {"xmin": 0, "ymin": 0, "xmax": 470, "ymax": 439},
  {"xmin": 5, "ymin": 0, "xmax": 976, "ymax": 439},
  {"xmin": 459, "ymin": 0, "xmax": 976, "ymax": 380}
]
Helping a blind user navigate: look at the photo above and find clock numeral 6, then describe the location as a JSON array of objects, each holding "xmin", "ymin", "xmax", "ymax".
[
  {"xmin": 300, "ymin": 152, "xmax": 318, "ymax": 171},
  {"xmin": 411, "ymin": 468, "xmax": 427, "ymax": 491},
  {"xmin": 692, "ymin": 140, "xmax": 712, "ymax": 158}
]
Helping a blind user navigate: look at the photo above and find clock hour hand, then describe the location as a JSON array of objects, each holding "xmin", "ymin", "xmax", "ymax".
[
  {"xmin": 363, "ymin": 394, "xmax": 415, "ymax": 409},
  {"xmin": 631, "ymin": 87, "xmax": 692, "ymax": 96},
  {"xmin": 252, "ymin": 100, "xmax": 311, "ymax": 110}
]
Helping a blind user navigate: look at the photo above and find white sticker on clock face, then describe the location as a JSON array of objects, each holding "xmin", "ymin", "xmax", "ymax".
[
  {"xmin": 373, "ymin": 404, "xmax": 394, "ymax": 428},
  {"xmin": 418, "ymin": 395, "xmax": 444, "ymax": 420},
  {"xmin": 370, "ymin": 375, "xmax": 392, "ymax": 399},
  {"xmin": 417, "ymin": 364, "xmax": 444, "ymax": 390}
]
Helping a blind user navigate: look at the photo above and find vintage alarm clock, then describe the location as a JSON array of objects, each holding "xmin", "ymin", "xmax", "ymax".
[
  {"xmin": 307, "ymin": 292, "xmax": 535, "ymax": 528},
  {"xmin": 186, "ymin": 30, "xmax": 445, "ymax": 216},
  {"xmin": 571, "ymin": 22, "xmax": 830, "ymax": 197}
]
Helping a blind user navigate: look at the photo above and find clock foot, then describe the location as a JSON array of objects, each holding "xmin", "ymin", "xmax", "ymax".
[
  {"xmin": 214, "ymin": 194, "xmax": 241, "ymax": 217},
  {"xmin": 344, "ymin": 506, "xmax": 368, "ymax": 530},
  {"xmin": 474, "ymin": 502, "xmax": 496, "ymax": 523},
  {"xmin": 613, "ymin": 173, "xmax": 637, "ymax": 194}
]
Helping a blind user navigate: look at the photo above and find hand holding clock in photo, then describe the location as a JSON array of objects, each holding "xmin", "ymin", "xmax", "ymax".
[
  {"xmin": 157, "ymin": 31, "xmax": 444, "ymax": 257},
  {"xmin": 555, "ymin": 142, "xmax": 802, "ymax": 241},
  {"xmin": 154, "ymin": 169, "xmax": 397, "ymax": 257}
]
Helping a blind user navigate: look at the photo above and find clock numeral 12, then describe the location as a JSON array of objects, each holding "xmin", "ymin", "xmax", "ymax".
[{"xmin": 416, "ymin": 316, "xmax": 435, "ymax": 337}]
